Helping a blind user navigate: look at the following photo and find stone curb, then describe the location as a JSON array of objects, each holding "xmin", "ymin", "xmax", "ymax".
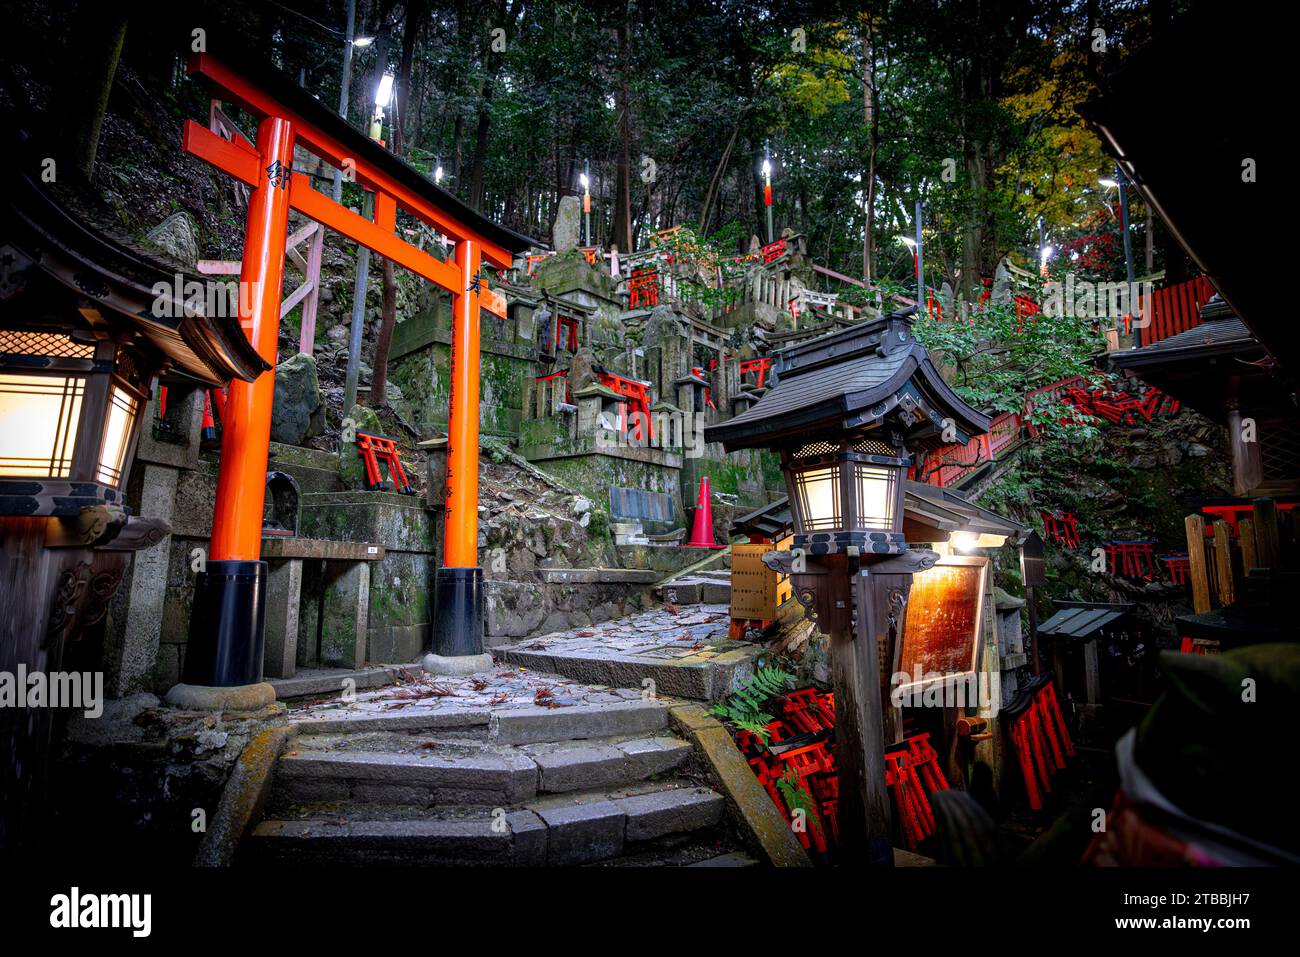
[
  {"xmin": 194, "ymin": 723, "xmax": 297, "ymax": 867},
  {"xmin": 668, "ymin": 704, "xmax": 812, "ymax": 868}
]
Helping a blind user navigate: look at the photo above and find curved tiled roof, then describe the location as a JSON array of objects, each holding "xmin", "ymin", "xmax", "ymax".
[{"xmin": 706, "ymin": 309, "xmax": 990, "ymax": 450}]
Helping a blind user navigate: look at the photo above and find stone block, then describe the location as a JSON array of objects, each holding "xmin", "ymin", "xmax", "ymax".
[
  {"xmin": 491, "ymin": 701, "xmax": 668, "ymax": 745},
  {"xmin": 507, "ymin": 810, "xmax": 548, "ymax": 866},
  {"xmin": 318, "ymin": 561, "xmax": 370, "ymax": 669},
  {"xmin": 619, "ymin": 787, "xmax": 724, "ymax": 841},
  {"xmin": 526, "ymin": 744, "xmax": 629, "ymax": 792},
  {"xmin": 615, "ymin": 736, "xmax": 692, "ymax": 778},
  {"xmin": 263, "ymin": 558, "xmax": 303, "ymax": 679},
  {"xmin": 535, "ymin": 800, "xmax": 625, "ymax": 866}
]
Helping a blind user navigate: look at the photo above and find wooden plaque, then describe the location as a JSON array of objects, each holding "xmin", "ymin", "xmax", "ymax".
[{"xmin": 897, "ymin": 556, "xmax": 988, "ymax": 692}]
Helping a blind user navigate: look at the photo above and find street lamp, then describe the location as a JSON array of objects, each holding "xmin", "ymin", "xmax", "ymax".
[
  {"xmin": 762, "ymin": 152, "xmax": 774, "ymax": 244},
  {"xmin": 707, "ymin": 307, "xmax": 991, "ymax": 865},
  {"xmin": 580, "ymin": 164, "xmax": 591, "ymax": 246},
  {"xmin": 370, "ymin": 72, "xmax": 395, "ymax": 142},
  {"xmin": 352, "ymin": 36, "xmax": 374, "ymax": 47},
  {"xmin": 346, "ymin": 71, "xmax": 396, "ymax": 412},
  {"xmin": 1099, "ymin": 167, "xmax": 1136, "ymax": 342}
]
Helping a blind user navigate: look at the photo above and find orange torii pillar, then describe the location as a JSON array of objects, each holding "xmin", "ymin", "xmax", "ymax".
[
  {"xmin": 176, "ymin": 51, "xmax": 528, "ymax": 686},
  {"xmin": 432, "ymin": 238, "xmax": 486, "ymax": 658},
  {"xmin": 184, "ymin": 116, "xmax": 294, "ymax": 687}
]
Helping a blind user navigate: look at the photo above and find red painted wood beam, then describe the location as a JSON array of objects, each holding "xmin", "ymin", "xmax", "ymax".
[
  {"xmin": 184, "ymin": 120, "xmax": 460, "ymax": 294},
  {"xmin": 188, "ymin": 53, "xmax": 514, "ymax": 270}
]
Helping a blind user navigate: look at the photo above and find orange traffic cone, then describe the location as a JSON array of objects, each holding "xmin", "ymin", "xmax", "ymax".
[{"xmin": 685, "ymin": 476, "xmax": 725, "ymax": 548}]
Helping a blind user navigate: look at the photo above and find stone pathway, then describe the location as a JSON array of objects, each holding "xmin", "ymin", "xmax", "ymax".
[
  {"xmin": 289, "ymin": 666, "xmax": 649, "ymax": 731},
  {"xmin": 492, "ymin": 602, "xmax": 765, "ymax": 701}
]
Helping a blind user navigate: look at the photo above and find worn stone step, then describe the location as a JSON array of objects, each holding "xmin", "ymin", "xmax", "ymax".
[
  {"xmin": 493, "ymin": 646, "xmax": 757, "ymax": 702},
  {"xmin": 269, "ymin": 665, "xmax": 421, "ymax": 701},
  {"xmin": 273, "ymin": 732, "xmax": 692, "ymax": 807},
  {"xmin": 249, "ymin": 782, "xmax": 725, "ymax": 867},
  {"xmin": 519, "ymin": 735, "xmax": 691, "ymax": 792},
  {"xmin": 489, "ymin": 700, "xmax": 670, "ymax": 744},
  {"xmin": 248, "ymin": 810, "xmax": 546, "ymax": 866},
  {"xmin": 687, "ymin": 851, "xmax": 760, "ymax": 867},
  {"xmin": 275, "ymin": 746, "xmax": 538, "ymax": 806}
]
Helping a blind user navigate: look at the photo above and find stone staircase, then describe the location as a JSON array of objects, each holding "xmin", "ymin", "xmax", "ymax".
[{"xmin": 243, "ymin": 701, "xmax": 754, "ymax": 866}]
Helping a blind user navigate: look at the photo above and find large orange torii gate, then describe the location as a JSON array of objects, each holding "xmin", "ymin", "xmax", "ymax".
[{"xmin": 180, "ymin": 51, "xmax": 533, "ymax": 688}]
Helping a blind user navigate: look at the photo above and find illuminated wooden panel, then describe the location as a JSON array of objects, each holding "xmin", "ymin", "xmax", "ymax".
[{"xmin": 897, "ymin": 556, "xmax": 988, "ymax": 692}]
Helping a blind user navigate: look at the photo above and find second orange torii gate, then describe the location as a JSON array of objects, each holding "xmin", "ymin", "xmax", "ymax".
[{"xmin": 180, "ymin": 50, "xmax": 533, "ymax": 687}]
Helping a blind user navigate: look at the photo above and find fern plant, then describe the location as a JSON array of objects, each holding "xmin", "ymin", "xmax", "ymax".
[
  {"xmin": 775, "ymin": 767, "xmax": 823, "ymax": 837},
  {"xmin": 709, "ymin": 665, "xmax": 794, "ymax": 743}
]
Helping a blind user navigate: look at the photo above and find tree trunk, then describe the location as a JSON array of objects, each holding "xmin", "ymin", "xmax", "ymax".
[
  {"xmin": 60, "ymin": 5, "xmax": 129, "ymax": 182},
  {"xmin": 392, "ymin": 0, "xmax": 423, "ymax": 157},
  {"xmin": 862, "ymin": 16, "xmax": 878, "ymax": 282},
  {"xmin": 610, "ymin": 4, "xmax": 634, "ymax": 254},
  {"xmin": 467, "ymin": 79, "xmax": 493, "ymax": 210}
]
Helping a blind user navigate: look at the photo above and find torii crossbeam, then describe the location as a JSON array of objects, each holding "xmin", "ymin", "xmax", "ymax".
[{"xmin": 180, "ymin": 51, "xmax": 533, "ymax": 688}]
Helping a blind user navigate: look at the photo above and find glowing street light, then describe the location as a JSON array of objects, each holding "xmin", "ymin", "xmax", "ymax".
[
  {"xmin": 762, "ymin": 149, "xmax": 774, "ymax": 243},
  {"xmin": 374, "ymin": 73, "xmax": 395, "ymax": 108},
  {"xmin": 352, "ymin": 36, "xmax": 374, "ymax": 47},
  {"xmin": 581, "ymin": 162, "xmax": 591, "ymax": 246},
  {"xmin": 370, "ymin": 73, "xmax": 395, "ymax": 142}
]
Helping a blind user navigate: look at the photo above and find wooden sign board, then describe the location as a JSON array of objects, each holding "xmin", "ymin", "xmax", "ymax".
[
  {"xmin": 897, "ymin": 556, "xmax": 988, "ymax": 695},
  {"xmin": 730, "ymin": 537, "xmax": 794, "ymax": 620}
]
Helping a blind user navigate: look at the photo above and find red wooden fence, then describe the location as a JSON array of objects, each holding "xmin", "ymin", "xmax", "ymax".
[{"xmin": 1137, "ymin": 275, "xmax": 1216, "ymax": 347}]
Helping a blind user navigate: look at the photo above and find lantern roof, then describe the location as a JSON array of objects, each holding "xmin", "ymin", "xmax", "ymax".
[
  {"xmin": 1, "ymin": 124, "xmax": 268, "ymax": 386},
  {"xmin": 706, "ymin": 307, "xmax": 990, "ymax": 451}
]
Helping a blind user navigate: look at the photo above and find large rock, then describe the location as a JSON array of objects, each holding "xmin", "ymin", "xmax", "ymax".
[
  {"xmin": 146, "ymin": 212, "xmax": 199, "ymax": 266},
  {"xmin": 338, "ymin": 403, "xmax": 382, "ymax": 489},
  {"xmin": 552, "ymin": 195, "xmax": 582, "ymax": 253},
  {"xmin": 991, "ymin": 259, "xmax": 1013, "ymax": 306},
  {"xmin": 271, "ymin": 353, "xmax": 325, "ymax": 445}
]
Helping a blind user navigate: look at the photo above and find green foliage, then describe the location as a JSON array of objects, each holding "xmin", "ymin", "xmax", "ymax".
[
  {"xmin": 912, "ymin": 301, "xmax": 1109, "ymax": 443},
  {"xmin": 775, "ymin": 767, "xmax": 823, "ymax": 837},
  {"xmin": 709, "ymin": 664, "xmax": 795, "ymax": 743}
]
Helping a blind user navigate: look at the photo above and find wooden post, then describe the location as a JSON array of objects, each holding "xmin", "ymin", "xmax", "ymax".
[
  {"xmin": 299, "ymin": 223, "xmax": 324, "ymax": 355},
  {"xmin": 1253, "ymin": 498, "xmax": 1280, "ymax": 570},
  {"xmin": 1239, "ymin": 517, "xmax": 1257, "ymax": 573},
  {"xmin": 1212, "ymin": 520, "xmax": 1235, "ymax": 607},
  {"xmin": 838, "ymin": 567, "xmax": 897, "ymax": 866},
  {"xmin": 1184, "ymin": 514, "xmax": 1212, "ymax": 613},
  {"xmin": 1026, "ymin": 587, "xmax": 1041, "ymax": 675}
]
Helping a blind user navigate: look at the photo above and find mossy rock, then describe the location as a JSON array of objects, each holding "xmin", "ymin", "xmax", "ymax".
[{"xmin": 339, "ymin": 404, "xmax": 382, "ymax": 490}]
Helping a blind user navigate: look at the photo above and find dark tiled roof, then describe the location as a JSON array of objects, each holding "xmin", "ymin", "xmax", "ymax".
[
  {"xmin": 723, "ymin": 345, "xmax": 913, "ymax": 429},
  {"xmin": 706, "ymin": 310, "xmax": 989, "ymax": 449},
  {"xmin": 1119, "ymin": 316, "xmax": 1256, "ymax": 361}
]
